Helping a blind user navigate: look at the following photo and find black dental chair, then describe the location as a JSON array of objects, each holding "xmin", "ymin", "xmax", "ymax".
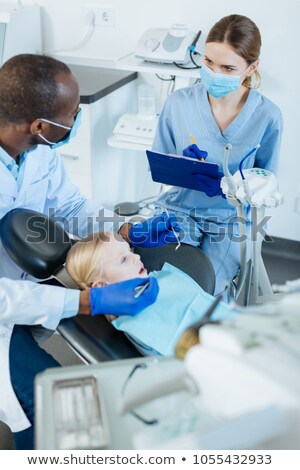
[{"xmin": 0, "ymin": 208, "xmax": 215, "ymax": 363}]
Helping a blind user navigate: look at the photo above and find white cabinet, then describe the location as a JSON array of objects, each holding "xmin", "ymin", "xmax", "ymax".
[{"xmin": 59, "ymin": 66, "xmax": 161, "ymax": 209}]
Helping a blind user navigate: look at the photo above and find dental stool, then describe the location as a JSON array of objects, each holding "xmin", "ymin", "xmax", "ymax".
[{"xmin": 0, "ymin": 208, "xmax": 215, "ymax": 363}]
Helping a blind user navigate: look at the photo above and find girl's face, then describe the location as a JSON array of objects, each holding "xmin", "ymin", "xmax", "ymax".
[
  {"xmin": 96, "ymin": 237, "xmax": 148, "ymax": 285},
  {"xmin": 204, "ymin": 42, "xmax": 251, "ymax": 77}
]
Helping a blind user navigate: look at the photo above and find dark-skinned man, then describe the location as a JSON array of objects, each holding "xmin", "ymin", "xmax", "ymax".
[{"xmin": 0, "ymin": 54, "xmax": 179, "ymax": 449}]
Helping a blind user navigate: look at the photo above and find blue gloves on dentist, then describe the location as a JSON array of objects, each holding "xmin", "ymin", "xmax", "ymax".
[
  {"xmin": 90, "ymin": 212, "xmax": 180, "ymax": 316},
  {"xmin": 193, "ymin": 171, "xmax": 225, "ymax": 197},
  {"xmin": 90, "ymin": 277, "xmax": 159, "ymax": 317},
  {"xmin": 129, "ymin": 212, "xmax": 181, "ymax": 248},
  {"xmin": 183, "ymin": 144, "xmax": 225, "ymax": 198},
  {"xmin": 183, "ymin": 143, "xmax": 208, "ymax": 161}
]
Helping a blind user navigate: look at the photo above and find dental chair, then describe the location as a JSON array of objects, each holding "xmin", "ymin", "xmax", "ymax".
[{"xmin": 0, "ymin": 208, "xmax": 215, "ymax": 363}]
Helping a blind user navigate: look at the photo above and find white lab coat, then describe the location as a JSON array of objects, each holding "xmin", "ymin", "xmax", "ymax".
[{"xmin": 0, "ymin": 145, "xmax": 114, "ymax": 432}]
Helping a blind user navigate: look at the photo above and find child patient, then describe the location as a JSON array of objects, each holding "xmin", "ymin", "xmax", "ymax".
[{"xmin": 66, "ymin": 232, "xmax": 234, "ymax": 356}]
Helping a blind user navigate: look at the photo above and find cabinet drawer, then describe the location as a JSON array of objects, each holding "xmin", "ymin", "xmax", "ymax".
[{"xmin": 60, "ymin": 139, "xmax": 92, "ymax": 177}]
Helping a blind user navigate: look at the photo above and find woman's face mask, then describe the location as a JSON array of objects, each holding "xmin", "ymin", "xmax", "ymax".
[
  {"xmin": 200, "ymin": 63, "xmax": 250, "ymax": 99},
  {"xmin": 37, "ymin": 108, "xmax": 82, "ymax": 149}
]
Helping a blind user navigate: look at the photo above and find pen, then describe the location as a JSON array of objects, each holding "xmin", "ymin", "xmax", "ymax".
[
  {"xmin": 134, "ymin": 281, "xmax": 150, "ymax": 298},
  {"xmin": 190, "ymin": 133, "xmax": 205, "ymax": 161}
]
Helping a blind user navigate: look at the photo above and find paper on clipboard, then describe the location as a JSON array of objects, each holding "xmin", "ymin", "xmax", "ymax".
[{"xmin": 146, "ymin": 150, "xmax": 220, "ymax": 191}]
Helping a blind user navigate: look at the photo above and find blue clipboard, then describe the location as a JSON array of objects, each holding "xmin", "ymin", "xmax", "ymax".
[{"xmin": 146, "ymin": 150, "xmax": 219, "ymax": 191}]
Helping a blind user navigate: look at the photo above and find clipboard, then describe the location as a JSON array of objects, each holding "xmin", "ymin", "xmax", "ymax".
[{"xmin": 146, "ymin": 150, "xmax": 219, "ymax": 191}]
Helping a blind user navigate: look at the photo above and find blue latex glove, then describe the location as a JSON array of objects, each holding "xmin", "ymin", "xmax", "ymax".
[
  {"xmin": 193, "ymin": 171, "xmax": 225, "ymax": 197},
  {"xmin": 90, "ymin": 277, "xmax": 159, "ymax": 317},
  {"xmin": 183, "ymin": 144, "xmax": 208, "ymax": 160},
  {"xmin": 129, "ymin": 212, "xmax": 181, "ymax": 248}
]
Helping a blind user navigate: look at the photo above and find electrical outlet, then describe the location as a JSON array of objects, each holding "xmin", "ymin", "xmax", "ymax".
[{"xmin": 83, "ymin": 5, "xmax": 115, "ymax": 27}]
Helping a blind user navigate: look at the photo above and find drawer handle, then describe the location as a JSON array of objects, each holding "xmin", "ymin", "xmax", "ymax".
[{"xmin": 61, "ymin": 154, "xmax": 79, "ymax": 161}]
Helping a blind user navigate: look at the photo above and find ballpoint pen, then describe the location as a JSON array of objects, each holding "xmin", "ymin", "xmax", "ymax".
[
  {"xmin": 190, "ymin": 133, "xmax": 205, "ymax": 161},
  {"xmin": 175, "ymin": 294, "xmax": 223, "ymax": 359}
]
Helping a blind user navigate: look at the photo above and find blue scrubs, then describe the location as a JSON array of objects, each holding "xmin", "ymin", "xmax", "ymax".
[{"xmin": 153, "ymin": 84, "xmax": 283, "ymax": 295}]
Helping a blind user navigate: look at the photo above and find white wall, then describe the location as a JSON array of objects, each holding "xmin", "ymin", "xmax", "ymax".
[{"xmin": 15, "ymin": 0, "xmax": 300, "ymax": 241}]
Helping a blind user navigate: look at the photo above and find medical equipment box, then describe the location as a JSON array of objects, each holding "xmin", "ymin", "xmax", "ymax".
[{"xmin": 135, "ymin": 25, "xmax": 196, "ymax": 64}]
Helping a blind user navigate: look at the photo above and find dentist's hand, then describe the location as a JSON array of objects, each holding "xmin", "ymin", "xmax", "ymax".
[
  {"xmin": 129, "ymin": 212, "xmax": 180, "ymax": 248},
  {"xmin": 193, "ymin": 171, "xmax": 225, "ymax": 197},
  {"xmin": 89, "ymin": 277, "xmax": 159, "ymax": 317},
  {"xmin": 183, "ymin": 144, "xmax": 208, "ymax": 161}
]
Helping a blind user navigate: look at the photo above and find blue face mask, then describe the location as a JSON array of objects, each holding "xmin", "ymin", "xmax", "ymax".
[
  {"xmin": 200, "ymin": 63, "xmax": 248, "ymax": 98},
  {"xmin": 37, "ymin": 108, "xmax": 82, "ymax": 149}
]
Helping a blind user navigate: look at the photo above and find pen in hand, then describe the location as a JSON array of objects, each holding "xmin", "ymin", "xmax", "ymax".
[{"xmin": 190, "ymin": 134, "xmax": 205, "ymax": 161}]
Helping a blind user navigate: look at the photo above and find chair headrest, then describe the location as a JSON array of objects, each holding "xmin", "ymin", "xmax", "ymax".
[
  {"xmin": 134, "ymin": 242, "xmax": 215, "ymax": 295},
  {"xmin": 0, "ymin": 208, "xmax": 72, "ymax": 279}
]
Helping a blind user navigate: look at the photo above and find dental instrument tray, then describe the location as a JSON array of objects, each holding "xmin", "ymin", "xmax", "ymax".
[
  {"xmin": 146, "ymin": 150, "xmax": 219, "ymax": 190},
  {"xmin": 49, "ymin": 376, "xmax": 110, "ymax": 450}
]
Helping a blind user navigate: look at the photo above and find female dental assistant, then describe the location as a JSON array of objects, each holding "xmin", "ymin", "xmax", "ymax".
[
  {"xmin": 0, "ymin": 54, "xmax": 179, "ymax": 449},
  {"xmin": 153, "ymin": 14, "xmax": 283, "ymax": 295}
]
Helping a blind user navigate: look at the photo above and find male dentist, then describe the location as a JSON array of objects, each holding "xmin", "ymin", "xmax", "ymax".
[{"xmin": 0, "ymin": 54, "xmax": 178, "ymax": 449}]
